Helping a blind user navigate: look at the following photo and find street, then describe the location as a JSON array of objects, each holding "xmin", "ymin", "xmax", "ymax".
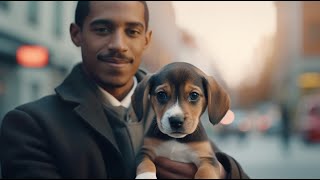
[{"xmin": 210, "ymin": 132, "xmax": 320, "ymax": 179}]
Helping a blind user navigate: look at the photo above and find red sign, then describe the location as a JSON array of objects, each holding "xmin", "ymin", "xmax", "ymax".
[{"xmin": 16, "ymin": 45, "xmax": 49, "ymax": 68}]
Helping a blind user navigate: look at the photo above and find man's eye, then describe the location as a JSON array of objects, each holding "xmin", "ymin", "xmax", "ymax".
[
  {"xmin": 94, "ymin": 28, "xmax": 111, "ymax": 34},
  {"xmin": 188, "ymin": 92, "xmax": 199, "ymax": 102},
  {"xmin": 127, "ymin": 29, "xmax": 141, "ymax": 37},
  {"xmin": 156, "ymin": 91, "xmax": 168, "ymax": 103}
]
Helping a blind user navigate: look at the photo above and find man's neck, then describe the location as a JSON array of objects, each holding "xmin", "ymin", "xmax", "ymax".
[
  {"xmin": 81, "ymin": 64, "xmax": 134, "ymax": 101},
  {"xmin": 98, "ymin": 77, "xmax": 138, "ymax": 108},
  {"xmin": 100, "ymin": 80, "xmax": 134, "ymax": 102}
]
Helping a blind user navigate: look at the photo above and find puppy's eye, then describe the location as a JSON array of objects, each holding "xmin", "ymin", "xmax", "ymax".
[
  {"xmin": 189, "ymin": 92, "xmax": 199, "ymax": 102},
  {"xmin": 156, "ymin": 91, "xmax": 168, "ymax": 103}
]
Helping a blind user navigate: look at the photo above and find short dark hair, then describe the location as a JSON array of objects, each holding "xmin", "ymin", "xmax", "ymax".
[{"xmin": 75, "ymin": 1, "xmax": 149, "ymax": 31}]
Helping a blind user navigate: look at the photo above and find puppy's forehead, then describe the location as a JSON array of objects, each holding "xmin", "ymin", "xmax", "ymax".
[{"xmin": 153, "ymin": 63, "xmax": 205, "ymax": 86}]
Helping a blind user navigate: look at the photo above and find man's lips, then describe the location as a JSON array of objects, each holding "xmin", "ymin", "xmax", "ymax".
[
  {"xmin": 97, "ymin": 53, "xmax": 133, "ymax": 64},
  {"xmin": 98, "ymin": 57, "xmax": 131, "ymax": 64}
]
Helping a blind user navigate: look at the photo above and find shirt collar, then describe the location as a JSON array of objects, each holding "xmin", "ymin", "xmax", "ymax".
[{"xmin": 98, "ymin": 77, "xmax": 137, "ymax": 108}]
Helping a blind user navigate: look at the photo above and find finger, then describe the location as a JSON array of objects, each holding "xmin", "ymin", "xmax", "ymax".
[
  {"xmin": 156, "ymin": 163, "xmax": 193, "ymax": 179},
  {"xmin": 154, "ymin": 157, "xmax": 197, "ymax": 177}
]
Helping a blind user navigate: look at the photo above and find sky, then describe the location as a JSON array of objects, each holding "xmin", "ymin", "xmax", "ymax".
[{"xmin": 172, "ymin": 1, "xmax": 277, "ymax": 88}]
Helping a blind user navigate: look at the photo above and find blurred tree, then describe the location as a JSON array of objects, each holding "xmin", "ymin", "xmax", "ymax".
[{"xmin": 236, "ymin": 34, "xmax": 276, "ymax": 107}]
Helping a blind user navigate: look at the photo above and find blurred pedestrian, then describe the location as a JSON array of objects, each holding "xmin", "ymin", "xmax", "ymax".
[
  {"xmin": 280, "ymin": 102, "xmax": 291, "ymax": 152},
  {"xmin": 0, "ymin": 1, "xmax": 249, "ymax": 179}
]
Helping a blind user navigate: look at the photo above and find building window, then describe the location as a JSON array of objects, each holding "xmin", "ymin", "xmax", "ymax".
[
  {"xmin": 27, "ymin": 1, "xmax": 39, "ymax": 25},
  {"xmin": 0, "ymin": 1, "xmax": 9, "ymax": 11},
  {"xmin": 54, "ymin": 1, "xmax": 63, "ymax": 38}
]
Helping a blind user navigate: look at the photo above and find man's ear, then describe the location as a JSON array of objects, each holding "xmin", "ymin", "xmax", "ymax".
[
  {"xmin": 70, "ymin": 23, "xmax": 82, "ymax": 47},
  {"xmin": 143, "ymin": 30, "xmax": 152, "ymax": 50}
]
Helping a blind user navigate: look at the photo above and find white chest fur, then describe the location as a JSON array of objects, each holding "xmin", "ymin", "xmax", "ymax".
[{"xmin": 154, "ymin": 140, "xmax": 200, "ymax": 166}]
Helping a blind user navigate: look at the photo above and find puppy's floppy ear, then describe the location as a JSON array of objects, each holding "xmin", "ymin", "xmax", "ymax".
[
  {"xmin": 131, "ymin": 74, "xmax": 153, "ymax": 121},
  {"xmin": 204, "ymin": 76, "xmax": 231, "ymax": 125}
]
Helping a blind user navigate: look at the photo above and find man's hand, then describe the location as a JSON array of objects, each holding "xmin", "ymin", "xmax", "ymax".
[
  {"xmin": 154, "ymin": 157, "xmax": 197, "ymax": 179},
  {"xmin": 154, "ymin": 156, "xmax": 227, "ymax": 179}
]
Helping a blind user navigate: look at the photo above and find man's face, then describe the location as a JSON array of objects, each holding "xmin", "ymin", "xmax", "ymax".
[{"xmin": 71, "ymin": 1, "xmax": 151, "ymax": 89}]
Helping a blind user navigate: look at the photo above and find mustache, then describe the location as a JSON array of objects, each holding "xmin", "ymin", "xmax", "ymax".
[{"xmin": 97, "ymin": 52, "xmax": 133, "ymax": 62}]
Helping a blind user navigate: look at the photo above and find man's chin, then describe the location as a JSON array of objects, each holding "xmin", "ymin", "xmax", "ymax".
[
  {"xmin": 98, "ymin": 76, "xmax": 133, "ymax": 89},
  {"xmin": 100, "ymin": 80, "xmax": 126, "ymax": 88}
]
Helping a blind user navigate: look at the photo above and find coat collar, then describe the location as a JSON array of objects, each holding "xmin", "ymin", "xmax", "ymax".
[
  {"xmin": 55, "ymin": 63, "xmax": 97, "ymax": 104},
  {"xmin": 54, "ymin": 63, "xmax": 148, "ymax": 155},
  {"xmin": 55, "ymin": 63, "xmax": 147, "ymax": 103}
]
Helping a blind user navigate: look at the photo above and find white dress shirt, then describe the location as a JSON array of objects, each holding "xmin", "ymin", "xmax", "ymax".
[{"xmin": 98, "ymin": 77, "xmax": 138, "ymax": 109}]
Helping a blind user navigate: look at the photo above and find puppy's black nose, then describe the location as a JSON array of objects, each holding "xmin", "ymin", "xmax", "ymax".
[{"xmin": 169, "ymin": 116, "xmax": 184, "ymax": 129}]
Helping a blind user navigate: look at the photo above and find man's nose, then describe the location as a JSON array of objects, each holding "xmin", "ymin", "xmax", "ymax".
[{"xmin": 108, "ymin": 31, "xmax": 128, "ymax": 52}]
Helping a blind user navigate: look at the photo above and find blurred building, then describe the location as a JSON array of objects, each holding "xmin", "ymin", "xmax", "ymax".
[
  {"xmin": 141, "ymin": 1, "xmax": 180, "ymax": 72},
  {"xmin": 272, "ymin": 1, "xmax": 320, "ymax": 130},
  {"xmin": 0, "ymin": 1, "xmax": 79, "ymax": 120}
]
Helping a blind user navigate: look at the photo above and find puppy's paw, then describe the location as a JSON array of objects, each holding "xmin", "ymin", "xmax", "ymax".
[{"xmin": 136, "ymin": 172, "xmax": 157, "ymax": 179}]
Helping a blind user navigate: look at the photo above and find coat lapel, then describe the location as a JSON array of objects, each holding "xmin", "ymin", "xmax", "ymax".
[
  {"xmin": 74, "ymin": 102, "xmax": 120, "ymax": 153},
  {"xmin": 125, "ymin": 105, "xmax": 144, "ymax": 156},
  {"xmin": 55, "ymin": 63, "xmax": 120, "ymax": 153}
]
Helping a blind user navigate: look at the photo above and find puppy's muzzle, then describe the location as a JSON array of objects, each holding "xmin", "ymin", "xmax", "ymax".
[{"xmin": 169, "ymin": 116, "xmax": 184, "ymax": 130}]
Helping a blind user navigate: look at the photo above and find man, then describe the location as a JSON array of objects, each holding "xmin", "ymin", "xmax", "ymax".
[{"xmin": 0, "ymin": 1, "xmax": 249, "ymax": 178}]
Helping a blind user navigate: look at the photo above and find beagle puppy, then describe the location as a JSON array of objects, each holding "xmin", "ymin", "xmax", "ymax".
[{"xmin": 132, "ymin": 62, "xmax": 231, "ymax": 179}]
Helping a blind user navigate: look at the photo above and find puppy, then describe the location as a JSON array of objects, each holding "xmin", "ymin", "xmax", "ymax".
[{"xmin": 132, "ymin": 62, "xmax": 231, "ymax": 179}]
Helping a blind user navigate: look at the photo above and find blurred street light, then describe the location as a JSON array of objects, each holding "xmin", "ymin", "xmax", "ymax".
[{"xmin": 16, "ymin": 45, "xmax": 49, "ymax": 68}]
